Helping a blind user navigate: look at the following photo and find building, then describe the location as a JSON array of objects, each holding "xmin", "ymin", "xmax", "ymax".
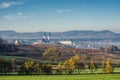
[
  {"xmin": 42, "ymin": 32, "xmax": 51, "ymax": 43},
  {"xmin": 15, "ymin": 40, "xmax": 21, "ymax": 45},
  {"xmin": 32, "ymin": 32, "xmax": 51, "ymax": 45},
  {"xmin": 47, "ymin": 32, "xmax": 51, "ymax": 41},
  {"xmin": 60, "ymin": 40, "xmax": 72, "ymax": 45}
]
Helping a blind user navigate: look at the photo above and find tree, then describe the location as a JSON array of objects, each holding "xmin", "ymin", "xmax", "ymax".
[
  {"xmin": 0, "ymin": 38, "xmax": 3, "ymax": 45},
  {"xmin": 73, "ymin": 54, "xmax": 81, "ymax": 62},
  {"xmin": 34, "ymin": 63, "xmax": 44, "ymax": 74},
  {"xmin": 11, "ymin": 59, "xmax": 16, "ymax": 72},
  {"xmin": 0, "ymin": 59, "xmax": 6, "ymax": 74},
  {"xmin": 57, "ymin": 62, "xmax": 63, "ymax": 74},
  {"xmin": 76, "ymin": 62, "xmax": 85, "ymax": 74},
  {"xmin": 64, "ymin": 57, "xmax": 76, "ymax": 74},
  {"xmin": 118, "ymin": 60, "xmax": 120, "ymax": 67},
  {"xmin": 63, "ymin": 54, "xmax": 85, "ymax": 74},
  {"xmin": 72, "ymin": 54, "xmax": 85, "ymax": 74},
  {"xmin": 42, "ymin": 64, "xmax": 52, "ymax": 74},
  {"xmin": 88, "ymin": 61, "xmax": 98, "ymax": 73},
  {"xmin": 43, "ymin": 48, "xmax": 61, "ymax": 61},
  {"xmin": 19, "ymin": 61, "xmax": 35, "ymax": 75},
  {"xmin": 103, "ymin": 59, "xmax": 114, "ymax": 74},
  {"xmin": 0, "ymin": 59, "xmax": 12, "ymax": 74},
  {"xmin": 99, "ymin": 46, "xmax": 104, "ymax": 51},
  {"xmin": 69, "ymin": 58, "xmax": 76, "ymax": 70},
  {"xmin": 101, "ymin": 61, "xmax": 105, "ymax": 68},
  {"xmin": 105, "ymin": 45, "xmax": 119, "ymax": 52}
]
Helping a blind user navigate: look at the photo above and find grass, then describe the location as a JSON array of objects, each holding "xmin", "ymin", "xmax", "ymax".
[
  {"xmin": 0, "ymin": 74, "xmax": 120, "ymax": 80},
  {"xmin": 0, "ymin": 56, "xmax": 42, "ymax": 63}
]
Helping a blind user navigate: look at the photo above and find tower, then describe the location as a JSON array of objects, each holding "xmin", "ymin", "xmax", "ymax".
[
  {"xmin": 43, "ymin": 33, "xmax": 47, "ymax": 39},
  {"xmin": 47, "ymin": 32, "xmax": 51, "ymax": 41}
]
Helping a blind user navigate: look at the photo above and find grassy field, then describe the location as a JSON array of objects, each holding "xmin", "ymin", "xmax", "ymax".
[{"xmin": 0, "ymin": 74, "xmax": 120, "ymax": 80}]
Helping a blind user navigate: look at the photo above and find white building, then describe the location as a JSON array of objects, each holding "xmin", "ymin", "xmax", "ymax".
[
  {"xmin": 60, "ymin": 40, "xmax": 72, "ymax": 45},
  {"xmin": 32, "ymin": 41, "xmax": 41, "ymax": 45}
]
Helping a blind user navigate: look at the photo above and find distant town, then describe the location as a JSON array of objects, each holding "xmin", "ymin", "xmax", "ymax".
[{"xmin": 2, "ymin": 31, "xmax": 120, "ymax": 49}]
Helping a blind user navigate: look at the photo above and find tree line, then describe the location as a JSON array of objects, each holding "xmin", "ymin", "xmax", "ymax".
[{"xmin": 0, "ymin": 55, "xmax": 118, "ymax": 75}]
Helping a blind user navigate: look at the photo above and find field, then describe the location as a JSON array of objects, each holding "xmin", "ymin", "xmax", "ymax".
[{"xmin": 0, "ymin": 74, "xmax": 120, "ymax": 80}]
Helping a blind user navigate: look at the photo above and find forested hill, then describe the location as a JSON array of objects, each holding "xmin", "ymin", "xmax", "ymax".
[{"xmin": 0, "ymin": 30, "xmax": 120, "ymax": 39}]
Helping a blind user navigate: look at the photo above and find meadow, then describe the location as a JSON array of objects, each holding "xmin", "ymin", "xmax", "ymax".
[{"xmin": 0, "ymin": 74, "xmax": 120, "ymax": 80}]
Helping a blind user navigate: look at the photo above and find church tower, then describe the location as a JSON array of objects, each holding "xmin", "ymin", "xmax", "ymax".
[{"xmin": 47, "ymin": 32, "xmax": 51, "ymax": 41}]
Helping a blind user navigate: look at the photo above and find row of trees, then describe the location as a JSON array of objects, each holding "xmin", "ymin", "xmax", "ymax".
[
  {"xmin": 0, "ymin": 59, "xmax": 53, "ymax": 75},
  {"xmin": 18, "ymin": 58, "xmax": 114, "ymax": 75},
  {"xmin": 99, "ymin": 45, "xmax": 120, "ymax": 52},
  {"xmin": 0, "ymin": 56, "xmax": 115, "ymax": 75},
  {"xmin": 57, "ymin": 54, "xmax": 114, "ymax": 74},
  {"xmin": 0, "ymin": 47, "xmax": 117, "ymax": 75},
  {"xmin": 19, "ymin": 61, "xmax": 52, "ymax": 75}
]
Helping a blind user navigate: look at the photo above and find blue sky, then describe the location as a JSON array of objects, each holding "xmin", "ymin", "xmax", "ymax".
[{"xmin": 0, "ymin": 0, "xmax": 120, "ymax": 32}]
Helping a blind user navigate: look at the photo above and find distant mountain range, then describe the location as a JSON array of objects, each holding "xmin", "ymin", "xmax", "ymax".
[{"xmin": 0, "ymin": 30, "xmax": 120, "ymax": 39}]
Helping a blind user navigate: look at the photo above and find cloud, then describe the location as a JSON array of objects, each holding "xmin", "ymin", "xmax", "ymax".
[
  {"xmin": 5, "ymin": 15, "xmax": 14, "ymax": 20},
  {"xmin": 56, "ymin": 9, "xmax": 71, "ymax": 14},
  {"xmin": 17, "ymin": 12, "xmax": 27, "ymax": 17},
  {"xmin": 17, "ymin": 12, "xmax": 23, "ymax": 16},
  {"xmin": 0, "ymin": 2, "xmax": 24, "ymax": 9},
  {"xmin": 5, "ymin": 12, "xmax": 27, "ymax": 20}
]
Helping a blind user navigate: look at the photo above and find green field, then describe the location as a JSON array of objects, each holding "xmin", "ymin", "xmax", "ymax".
[{"xmin": 0, "ymin": 74, "xmax": 120, "ymax": 80}]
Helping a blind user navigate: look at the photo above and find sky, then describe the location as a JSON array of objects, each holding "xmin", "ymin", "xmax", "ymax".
[{"xmin": 0, "ymin": 0, "xmax": 120, "ymax": 32}]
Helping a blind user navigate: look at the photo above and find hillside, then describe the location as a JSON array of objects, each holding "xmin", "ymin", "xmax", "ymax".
[{"xmin": 0, "ymin": 44, "xmax": 120, "ymax": 64}]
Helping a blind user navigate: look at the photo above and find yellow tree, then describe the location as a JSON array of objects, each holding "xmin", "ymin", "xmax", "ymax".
[
  {"xmin": 64, "ymin": 57, "xmax": 76, "ymax": 74},
  {"xmin": 73, "ymin": 54, "xmax": 86, "ymax": 73},
  {"xmin": 69, "ymin": 58, "xmax": 76, "ymax": 70},
  {"xmin": 73, "ymin": 54, "xmax": 81, "ymax": 62},
  {"xmin": 23, "ymin": 61, "xmax": 35, "ymax": 74},
  {"xmin": 34, "ymin": 63, "xmax": 44, "ymax": 74},
  {"xmin": 24, "ymin": 61, "xmax": 34, "ymax": 69},
  {"xmin": 64, "ymin": 54, "xmax": 85, "ymax": 74},
  {"xmin": 57, "ymin": 62, "xmax": 63, "ymax": 74},
  {"xmin": 43, "ymin": 48, "xmax": 61, "ymax": 61},
  {"xmin": 103, "ymin": 59, "xmax": 114, "ymax": 74},
  {"xmin": 64, "ymin": 59, "xmax": 70, "ymax": 74}
]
